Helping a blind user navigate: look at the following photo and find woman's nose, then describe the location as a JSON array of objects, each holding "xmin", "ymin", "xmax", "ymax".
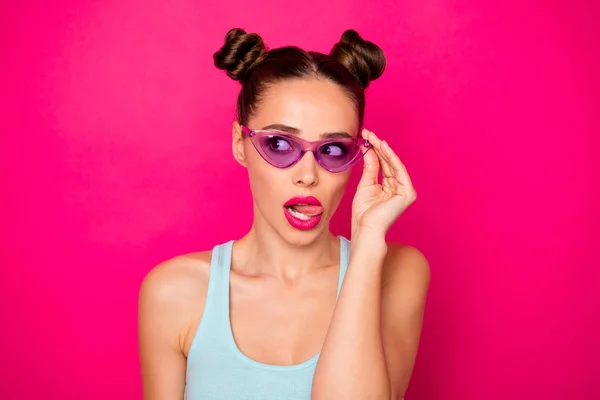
[{"xmin": 292, "ymin": 151, "xmax": 319, "ymax": 187}]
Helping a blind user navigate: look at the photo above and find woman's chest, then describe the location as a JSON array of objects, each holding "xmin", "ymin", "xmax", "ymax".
[{"xmin": 228, "ymin": 272, "xmax": 339, "ymax": 366}]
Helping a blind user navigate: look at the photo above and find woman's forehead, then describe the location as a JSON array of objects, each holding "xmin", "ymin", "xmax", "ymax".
[{"xmin": 251, "ymin": 79, "xmax": 359, "ymax": 137}]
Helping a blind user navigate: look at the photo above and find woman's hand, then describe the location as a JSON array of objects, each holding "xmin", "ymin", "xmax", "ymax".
[{"xmin": 351, "ymin": 129, "xmax": 417, "ymax": 239}]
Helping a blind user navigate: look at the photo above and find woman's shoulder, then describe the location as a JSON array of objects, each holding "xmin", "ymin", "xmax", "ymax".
[
  {"xmin": 138, "ymin": 249, "xmax": 214, "ymax": 326},
  {"xmin": 138, "ymin": 248, "xmax": 217, "ymax": 358},
  {"xmin": 382, "ymin": 242, "xmax": 430, "ymax": 286}
]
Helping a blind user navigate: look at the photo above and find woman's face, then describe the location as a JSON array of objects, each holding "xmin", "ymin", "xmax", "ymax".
[{"xmin": 232, "ymin": 78, "xmax": 360, "ymax": 245}]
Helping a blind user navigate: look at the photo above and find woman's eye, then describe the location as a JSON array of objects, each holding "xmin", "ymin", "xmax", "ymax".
[
  {"xmin": 322, "ymin": 144, "xmax": 345, "ymax": 157},
  {"xmin": 269, "ymin": 137, "xmax": 292, "ymax": 151}
]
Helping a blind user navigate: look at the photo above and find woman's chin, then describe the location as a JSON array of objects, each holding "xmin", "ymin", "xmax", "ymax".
[{"xmin": 280, "ymin": 221, "xmax": 330, "ymax": 246}]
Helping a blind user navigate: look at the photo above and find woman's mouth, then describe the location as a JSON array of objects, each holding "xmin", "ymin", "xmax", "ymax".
[
  {"xmin": 283, "ymin": 196, "xmax": 324, "ymax": 230},
  {"xmin": 285, "ymin": 204, "xmax": 323, "ymax": 220}
]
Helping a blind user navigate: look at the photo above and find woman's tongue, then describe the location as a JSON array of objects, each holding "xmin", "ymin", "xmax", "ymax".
[{"xmin": 288, "ymin": 204, "xmax": 323, "ymax": 217}]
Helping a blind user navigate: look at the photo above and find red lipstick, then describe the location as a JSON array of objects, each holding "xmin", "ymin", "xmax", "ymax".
[{"xmin": 283, "ymin": 196, "xmax": 324, "ymax": 230}]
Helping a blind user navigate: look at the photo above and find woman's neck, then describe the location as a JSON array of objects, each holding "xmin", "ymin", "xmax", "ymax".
[{"xmin": 231, "ymin": 218, "xmax": 341, "ymax": 281}]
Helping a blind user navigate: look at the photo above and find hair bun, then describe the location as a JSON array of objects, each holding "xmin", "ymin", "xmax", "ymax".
[
  {"xmin": 330, "ymin": 29, "xmax": 386, "ymax": 89},
  {"xmin": 213, "ymin": 28, "xmax": 268, "ymax": 82}
]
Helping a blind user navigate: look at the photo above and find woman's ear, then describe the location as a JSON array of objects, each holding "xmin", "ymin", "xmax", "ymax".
[{"xmin": 232, "ymin": 121, "xmax": 247, "ymax": 167}]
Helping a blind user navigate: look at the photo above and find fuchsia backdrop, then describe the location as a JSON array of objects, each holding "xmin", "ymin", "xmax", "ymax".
[{"xmin": 1, "ymin": 0, "xmax": 599, "ymax": 399}]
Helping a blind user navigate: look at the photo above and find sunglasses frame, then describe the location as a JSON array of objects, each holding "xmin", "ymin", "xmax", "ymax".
[{"xmin": 241, "ymin": 125, "xmax": 371, "ymax": 173}]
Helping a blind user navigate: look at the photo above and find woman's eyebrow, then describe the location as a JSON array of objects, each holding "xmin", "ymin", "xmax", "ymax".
[
  {"xmin": 261, "ymin": 123, "xmax": 300, "ymax": 134},
  {"xmin": 260, "ymin": 124, "xmax": 353, "ymax": 139},
  {"xmin": 322, "ymin": 131, "xmax": 353, "ymax": 139}
]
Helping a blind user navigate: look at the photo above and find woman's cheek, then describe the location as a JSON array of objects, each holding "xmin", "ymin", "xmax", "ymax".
[{"xmin": 248, "ymin": 163, "xmax": 283, "ymax": 203}]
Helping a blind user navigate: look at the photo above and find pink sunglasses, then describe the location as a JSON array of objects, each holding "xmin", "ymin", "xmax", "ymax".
[{"xmin": 241, "ymin": 125, "xmax": 371, "ymax": 173}]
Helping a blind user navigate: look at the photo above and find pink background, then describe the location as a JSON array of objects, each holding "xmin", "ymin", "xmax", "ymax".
[{"xmin": 1, "ymin": 0, "xmax": 599, "ymax": 399}]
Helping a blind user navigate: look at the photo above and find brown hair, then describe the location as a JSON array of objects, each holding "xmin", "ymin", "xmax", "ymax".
[{"xmin": 213, "ymin": 28, "xmax": 386, "ymax": 129}]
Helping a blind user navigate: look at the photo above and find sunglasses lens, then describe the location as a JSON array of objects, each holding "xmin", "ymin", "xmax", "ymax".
[
  {"xmin": 251, "ymin": 130, "xmax": 368, "ymax": 172},
  {"xmin": 317, "ymin": 141, "xmax": 365, "ymax": 172},
  {"xmin": 257, "ymin": 135, "xmax": 301, "ymax": 167}
]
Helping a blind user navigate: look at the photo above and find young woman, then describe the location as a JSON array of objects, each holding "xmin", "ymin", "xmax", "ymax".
[{"xmin": 138, "ymin": 28, "xmax": 430, "ymax": 400}]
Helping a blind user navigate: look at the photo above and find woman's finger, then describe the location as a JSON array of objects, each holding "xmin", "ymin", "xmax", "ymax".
[
  {"xmin": 357, "ymin": 130, "xmax": 380, "ymax": 189},
  {"xmin": 365, "ymin": 130, "xmax": 394, "ymax": 179},
  {"xmin": 381, "ymin": 140, "xmax": 413, "ymax": 189}
]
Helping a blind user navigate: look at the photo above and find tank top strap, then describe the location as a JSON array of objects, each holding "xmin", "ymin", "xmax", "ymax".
[
  {"xmin": 204, "ymin": 240, "xmax": 234, "ymax": 331},
  {"xmin": 336, "ymin": 236, "xmax": 350, "ymax": 299},
  {"xmin": 186, "ymin": 240, "xmax": 234, "ymax": 366}
]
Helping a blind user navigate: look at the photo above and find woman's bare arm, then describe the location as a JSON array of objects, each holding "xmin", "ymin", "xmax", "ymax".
[
  {"xmin": 138, "ymin": 255, "xmax": 210, "ymax": 400},
  {"xmin": 311, "ymin": 234, "xmax": 429, "ymax": 400},
  {"xmin": 381, "ymin": 244, "xmax": 430, "ymax": 398}
]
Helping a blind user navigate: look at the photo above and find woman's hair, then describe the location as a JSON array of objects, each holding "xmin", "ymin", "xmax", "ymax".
[{"xmin": 213, "ymin": 28, "xmax": 386, "ymax": 129}]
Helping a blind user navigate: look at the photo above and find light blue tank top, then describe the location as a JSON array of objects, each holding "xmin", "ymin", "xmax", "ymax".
[{"xmin": 184, "ymin": 236, "xmax": 350, "ymax": 400}]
